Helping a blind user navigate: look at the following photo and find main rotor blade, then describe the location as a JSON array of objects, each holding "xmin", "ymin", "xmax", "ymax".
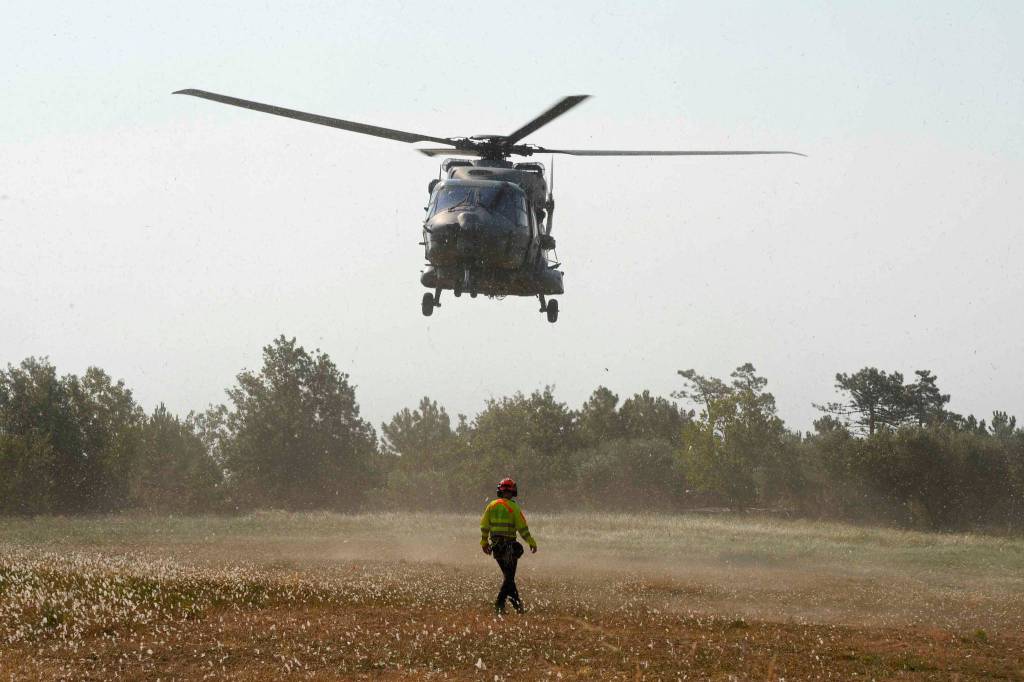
[
  {"xmin": 536, "ymin": 148, "xmax": 806, "ymax": 157},
  {"xmin": 504, "ymin": 95, "xmax": 591, "ymax": 145},
  {"xmin": 173, "ymin": 89, "xmax": 457, "ymax": 146},
  {"xmin": 417, "ymin": 148, "xmax": 483, "ymax": 157}
]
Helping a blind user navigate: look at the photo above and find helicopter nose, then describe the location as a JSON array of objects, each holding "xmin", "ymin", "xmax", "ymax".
[{"xmin": 457, "ymin": 211, "xmax": 477, "ymax": 230}]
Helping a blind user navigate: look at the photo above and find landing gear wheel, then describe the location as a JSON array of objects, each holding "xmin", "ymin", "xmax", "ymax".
[
  {"xmin": 546, "ymin": 298, "xmax": 559, "ymax": 323},
  {"xmin": 421, "ymin": 292, "xmax": 434, "ymax": 317}
]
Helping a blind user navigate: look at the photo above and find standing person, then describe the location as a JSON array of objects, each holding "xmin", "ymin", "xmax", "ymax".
[{"xmin": 480, "ymin": 478, "xmax": 537, "ymax": 614}]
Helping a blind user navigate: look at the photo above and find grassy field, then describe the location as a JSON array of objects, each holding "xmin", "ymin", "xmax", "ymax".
[{"xmin": 2, "ymin": 512, "xmax": 1023, "ymax": 680}]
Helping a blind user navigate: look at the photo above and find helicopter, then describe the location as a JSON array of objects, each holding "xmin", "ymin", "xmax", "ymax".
[{"xmin": 174, "ymin": 89, "xmax": 803, "ymax": 322}]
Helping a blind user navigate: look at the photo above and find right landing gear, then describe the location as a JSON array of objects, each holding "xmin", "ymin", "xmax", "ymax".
[
  {"xmin": 538, "ymin": 295, "xmax": 559, "ymax": 323},
  {"xmin": 546, "ymin": 298, "xmax": 559, "ymax": 323}
]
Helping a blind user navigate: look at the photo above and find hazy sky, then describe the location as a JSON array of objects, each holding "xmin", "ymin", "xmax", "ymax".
[{"xmin": 3, "ymin": 1, "xmax": 1022, "ymax": 430}]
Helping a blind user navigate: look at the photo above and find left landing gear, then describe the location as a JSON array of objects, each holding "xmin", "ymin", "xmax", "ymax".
[{"xmin": 422, "ymin": 288, "xmax": 442, "ymax": 317}]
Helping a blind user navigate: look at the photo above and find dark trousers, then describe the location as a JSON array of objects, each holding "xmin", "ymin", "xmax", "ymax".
[{"xmin": 492, "ymin": 540, "xmax": 524, "ymax": 611}]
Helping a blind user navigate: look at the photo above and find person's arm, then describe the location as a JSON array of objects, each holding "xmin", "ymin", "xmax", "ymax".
[
  {"xmin": 480, "ymin": 505, "xmax": 492, "ymax": 553},
  {"xmin": 515, "ymin": 505, "xmax": 538, "ymax": 552}
]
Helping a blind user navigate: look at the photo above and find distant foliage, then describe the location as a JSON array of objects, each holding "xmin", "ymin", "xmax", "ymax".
[
  {"xmin": 213, "ymin": 336, "xmax": 378, "ymax": 511},
  {"xmin": 133, "ymin": 405, "xmax": 223, "ymax": 513},
  {"xmin": 378, "ymin": 397, "xmax": 469, "ymax": 510},
  {"xmin": 674, "ymin": 364, "xmax": 795, "ymax": 511},
  {"xmin": 799, "ymin": 419, "xmax": 1024, "ymax": 530},
  {"xmin": 575, "ymin": 438, "xmax": 683, "ymax": 511},
  {"xmin": 374, "ymin": 385, "xmax": 690, "ymax": 511},
  {"xmin": 0, "ymin": 358, "xmax": 144, "ymax": 514},
  {"xmin": 815, "ymin": 368, "xmax": 954, "ymax": 435},
  {"xmin": 2, "ymin": 342, "xmax": 1022, "ymax": 533},
  {"xmin": 0, "ymin": 358, "xmax": 227, "ymax": 515}
]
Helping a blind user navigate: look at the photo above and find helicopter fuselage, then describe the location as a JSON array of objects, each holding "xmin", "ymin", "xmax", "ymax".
[{"xmin": 420, "ymin": 160, "xmax": 562, "ymax": 298}]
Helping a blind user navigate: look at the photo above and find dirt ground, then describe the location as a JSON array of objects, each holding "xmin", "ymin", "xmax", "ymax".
[{"xmin": 2, "ymin": 512, "xmax": 1023, "ymax": 680}]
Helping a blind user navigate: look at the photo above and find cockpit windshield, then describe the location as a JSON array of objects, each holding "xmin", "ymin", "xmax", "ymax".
[{"xmin": 431, "ymin": 184, "xmax": 519, "ymax": 222}]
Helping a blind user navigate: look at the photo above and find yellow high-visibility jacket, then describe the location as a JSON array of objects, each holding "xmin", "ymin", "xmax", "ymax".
[{"xmin": 480, "ymin": 497, "xmax": 537, "ymax": 549}]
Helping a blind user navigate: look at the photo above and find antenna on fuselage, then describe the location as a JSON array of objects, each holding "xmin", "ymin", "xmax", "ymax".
[{"xmin": 545, "ymin": 156, "xmax": 555, "ymax": 236}]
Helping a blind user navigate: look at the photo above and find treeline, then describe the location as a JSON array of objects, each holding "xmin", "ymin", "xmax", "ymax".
[{"xmin": 1, "ymin": 336, "xmax": 1022, "ymax": 532}]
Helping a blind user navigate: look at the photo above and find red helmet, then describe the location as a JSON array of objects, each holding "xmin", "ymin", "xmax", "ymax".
[{"xmin": 496, "ymin": 477, "xmax": 517, "ymax": 497}]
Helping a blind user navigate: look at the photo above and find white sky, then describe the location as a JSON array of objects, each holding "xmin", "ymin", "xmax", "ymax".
[{"xmin": 2, "ymin": 1, "xmax": 1022, "ymax": 430}]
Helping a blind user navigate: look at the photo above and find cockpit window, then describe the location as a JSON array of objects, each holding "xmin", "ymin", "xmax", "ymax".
[
  {"xmin": 433, "ymin": 186, "xmax": 476, "ymax": 213},
  {"xmin": 492, "ymin": 190, "xmax": 518, "ymax": 222},
  {"xmin": 430, "ymin": 185, "xmax": 522, "ymax": 222}
]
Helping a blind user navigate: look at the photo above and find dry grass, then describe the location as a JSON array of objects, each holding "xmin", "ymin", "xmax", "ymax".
[{"xmin": 1, "ymin": 512, "xmax": 1023, "ymax": 680}]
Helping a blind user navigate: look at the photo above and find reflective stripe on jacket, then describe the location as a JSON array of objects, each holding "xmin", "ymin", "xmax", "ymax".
[{"xmin": 480, "ymin": 497, "xmax": 536, "ymax": 549}]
